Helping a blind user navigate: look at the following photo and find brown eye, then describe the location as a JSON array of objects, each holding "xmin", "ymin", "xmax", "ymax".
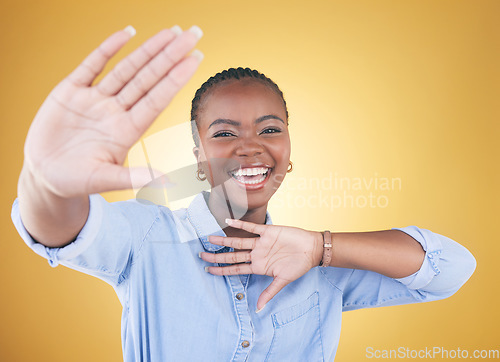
[
  {"xmin": 260, "ymin": 128, "xmax": 281, "ymax": 135},
  {"xmin": 213, "ymin": 131, "xmax": 236, "ymax": 138}
]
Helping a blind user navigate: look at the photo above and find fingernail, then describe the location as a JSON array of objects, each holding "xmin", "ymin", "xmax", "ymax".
[
  {"xmin": 123, "ymin": 25, "xmax": 136, "ymax": 37},
  {"xmin": 204, "ymin": 266, "xmax": 209, "ymax": 272},
  {"xmin": 188, "ymin": 25, "xmax": 203, "ymax": 39},
  {"xmin": 170, "ymin": 25, "xmax": 182, "ymax": 36},
  {"xmin": 191, "ymin": 49, "xmax": 204, "ymax": 62},
  {"xmin": 225, "ymin": 218, "xmax": 233, "ymax": 225},
  {"xmin": 198, "ymin": 252, "xmax": 202, "ymax": 258},
  {"xmin": 255, "ymin": 304, "xmax": 266, "ymax": 313}
]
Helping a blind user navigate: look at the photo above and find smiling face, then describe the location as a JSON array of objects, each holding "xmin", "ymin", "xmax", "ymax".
[{"xmin": 193, "ymin": 79, "xmax": 291, "ymax": 214}]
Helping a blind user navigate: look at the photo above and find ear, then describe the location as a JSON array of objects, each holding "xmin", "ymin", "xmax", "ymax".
[{"xmin": 193, "ymin": 146, "xmax": 200, "ymax": 163}]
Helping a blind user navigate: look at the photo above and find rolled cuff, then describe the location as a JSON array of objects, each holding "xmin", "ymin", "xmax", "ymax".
[
  {"xmin": 11, "ymin": 194, "xmax": 105, "ymax": 267},
  {"xmin": 392, "ymin": 226, "xmax": 443, "ymax": 290}
]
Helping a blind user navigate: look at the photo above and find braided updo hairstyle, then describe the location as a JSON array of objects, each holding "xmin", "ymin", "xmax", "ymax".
[{"xmin": 190, "ymin": 67, "xmax": 288, "ymax": 146}]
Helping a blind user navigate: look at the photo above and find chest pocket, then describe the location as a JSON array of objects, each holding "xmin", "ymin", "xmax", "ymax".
[{"xmin": 264, "ymin": 291, "xmax": 324, "ymax": 362}]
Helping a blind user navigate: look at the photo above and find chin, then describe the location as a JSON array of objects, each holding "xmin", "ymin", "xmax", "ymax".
[
  {"xmin": 208, "ymin": 181, "xmax": 275, "ymax": 217},
  {"xmin": 208, "ymin": 165, "xmax": 286, "ymax": 215}
]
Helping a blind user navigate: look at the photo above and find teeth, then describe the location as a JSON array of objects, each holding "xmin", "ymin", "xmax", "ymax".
[
  {"xmin": 235, "ymin": 174, "xmax": 266, "ymax": 184},
  {"xmin": 232, "ymin": 167, "xmax": 269, "ymax": 177},
  {"xmin": 230, "ymin": 167, "xmax": 270, "ymax": 184}
]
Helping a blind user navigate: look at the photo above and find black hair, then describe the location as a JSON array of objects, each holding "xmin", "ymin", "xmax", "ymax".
[{"xmin": 190, "ymin": 67, "xmax": 288, "ymax": 146}]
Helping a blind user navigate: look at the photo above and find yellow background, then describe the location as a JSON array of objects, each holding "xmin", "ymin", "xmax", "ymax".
[{"xmin": 1, "ymin": 0, "xmax": 498, "ymax": 361}]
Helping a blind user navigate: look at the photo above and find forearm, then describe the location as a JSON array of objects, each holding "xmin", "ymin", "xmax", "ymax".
[
  {"xmin": 325, "ymin": 229, "xmax": 425, "ymax": 278},
  {"xmin": 18, "ymin": 164, "xmax": 89, "ymax": 248}
]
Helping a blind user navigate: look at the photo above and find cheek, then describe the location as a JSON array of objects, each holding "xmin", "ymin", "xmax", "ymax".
[
  {"xmin": 198, "ymin": 142, "xmax": 240, "ymax": 183},
  {"xmin": 270, "ymin": 138, "xmax": 291, "ymax": 166},
  {"xmin": 197, "ymin": 140, "xmax": 230, "ymax": 164}
]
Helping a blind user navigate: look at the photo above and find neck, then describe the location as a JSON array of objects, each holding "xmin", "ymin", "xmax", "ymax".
[{"xmin": 207, "ymin": 191, "xmax": 267, "ymax": 239}]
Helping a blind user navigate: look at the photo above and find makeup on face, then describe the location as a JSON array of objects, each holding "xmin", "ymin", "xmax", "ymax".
[{"xmin": 194, "ymin": 80, "xmax": 291, "ymax": 212}]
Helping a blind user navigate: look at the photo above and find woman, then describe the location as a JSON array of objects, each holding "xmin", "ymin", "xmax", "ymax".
[{"xmin": 12, "ymin": 25, "xmax": 476, "ymax": 361}]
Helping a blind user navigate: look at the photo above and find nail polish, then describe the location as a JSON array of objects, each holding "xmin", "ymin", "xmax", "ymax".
[
  {"xmin": 170, "ymin": 25, "xmax": 182, "ymax": 36},
  {"xmin": 188, "ymin": 25, "xmax": 203, "ymax": 39},
  {"xmin": 123, "ymin": 25, "xmax": 136, "ymax": 37},
  {"xmin": 191, "ymin": 49, "xmax": 204, "ymax": 62}
]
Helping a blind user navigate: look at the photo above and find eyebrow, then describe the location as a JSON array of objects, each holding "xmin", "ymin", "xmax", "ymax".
[{"xmin": 208, "ymin": 114, "xmax": 285, "ymax": 129}]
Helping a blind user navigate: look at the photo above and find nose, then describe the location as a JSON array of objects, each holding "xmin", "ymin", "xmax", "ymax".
[{"xmin": 235, "ymin": 135, "xmax": 265, "ymax": 157}]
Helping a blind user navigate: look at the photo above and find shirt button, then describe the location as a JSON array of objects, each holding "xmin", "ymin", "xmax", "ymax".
[
  {"xmin": 235, "ymin": 293, "xmax": 245, "ymax": 300},
  {"xmin": 241, "ymin": 340, "xmax": 250, "ymax": 348}
]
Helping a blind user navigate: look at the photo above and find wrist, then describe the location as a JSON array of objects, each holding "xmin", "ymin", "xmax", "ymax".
[
  {"xmin": 18, "ymin": 163, "xmax": 90, "ymax": 247},
  {"xmin": 312, "ymin": 231, "xmax": 324, "ymax": 267},
  {"xmin": 19, "ymin": 163, "xmax": 59, "ymax": 199}
]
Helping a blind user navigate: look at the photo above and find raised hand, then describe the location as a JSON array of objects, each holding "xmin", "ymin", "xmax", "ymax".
[
  {"xmin": 200, "ymin": 219, "xmax": 324, "ymax": 312},
  {"xmin": 23, "ymin": 25, "xmax": 203, "ymax": 198}
]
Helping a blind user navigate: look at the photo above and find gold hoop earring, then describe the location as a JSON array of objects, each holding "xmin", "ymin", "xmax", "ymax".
[
  {"xmin": 287, "ymin": 161, "xmax": 293, "ymax": 173},
  {"xmin": 196, "ymin": 169, "xmax": 207, "ymax": 181}
]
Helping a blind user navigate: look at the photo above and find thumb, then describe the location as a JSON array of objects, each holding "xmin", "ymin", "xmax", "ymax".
[
  {"xmin": 87, "ymin": 165, "xmax": 172, "ymax": 194},
  {"xmin": 128, "ymin": 166, "xmax": 175, "ymax": 190},
  {"xmin": 256, "ymin": 277, "xmax": 289, "ymax": 313}
]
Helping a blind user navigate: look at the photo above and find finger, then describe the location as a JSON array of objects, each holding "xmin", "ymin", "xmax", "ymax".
[
  {"xmin": 114, "ymin": 26, "xmax": 203, "ymax": 110},
  {"xmin": 205, "ymin": 263, "xmax": 253, "ymax": 276},
  {"xmin": 200, "ymin": 251, "xmax": 251, "ymax": 264},
  {"xmin": 97, "ymin": 26, "xmax": 181, "ymax": 96},
  {"xmin": 226, "ymin": 219, "xmax": 268, "ymax": 236},
  {"xmin": 68, "ymin": 26, "xmax": 135, "ymax": 87},
  {"xmin": 256, "ymin": 277, "xmax": 289, "ymax": 313},
  {"xmin": 208, "ymin": 235, "xmax": 257, "ymax": 250},
  {"xmin": 128, "ymin": 51, "xmax": 203, "ymax": 133}
]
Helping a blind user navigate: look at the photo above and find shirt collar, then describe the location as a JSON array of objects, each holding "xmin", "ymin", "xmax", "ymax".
[{"xmin": 187, "ymin": 191, "xmax": 273, "ymax": 252}]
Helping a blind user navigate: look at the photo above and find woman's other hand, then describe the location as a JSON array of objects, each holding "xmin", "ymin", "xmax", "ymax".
[{"xmin": 200, "ymin": 219, "xmax": 323, "ymax": 312}]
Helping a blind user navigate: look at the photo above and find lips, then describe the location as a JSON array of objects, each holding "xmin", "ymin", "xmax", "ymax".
[{"xmin": 228, "ymin": 166, "xmax": 272, "ymax": 188}]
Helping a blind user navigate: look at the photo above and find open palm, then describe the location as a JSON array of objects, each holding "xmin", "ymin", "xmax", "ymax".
[{"xmin": 24, "ymin": 26, "xmax": 203, "ymax": 198}]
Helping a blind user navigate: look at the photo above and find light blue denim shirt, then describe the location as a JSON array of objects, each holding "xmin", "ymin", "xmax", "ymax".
[{"xmin": 11, "ymin": 192, "xmax": 476, "ymax": 361}]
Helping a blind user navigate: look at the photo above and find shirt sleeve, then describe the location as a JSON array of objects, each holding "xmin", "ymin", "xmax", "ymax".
[
  {"xmin": 335, "ymin": 226, "xmax": 476, "ymax": 311},
  {"xmin": 11, "ymin": 194, "xmax": 160, "ymax": 287}
]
